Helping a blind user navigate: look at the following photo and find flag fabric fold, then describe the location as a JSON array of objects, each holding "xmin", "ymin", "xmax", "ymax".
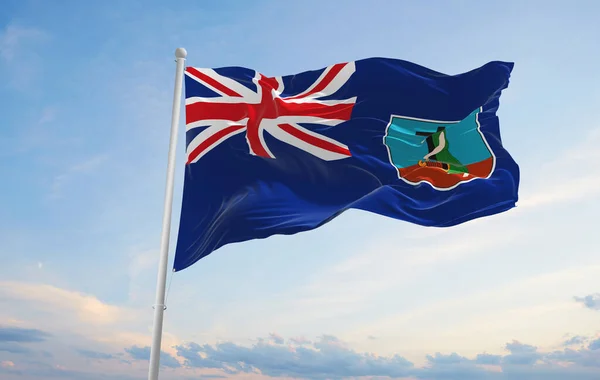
[{"xmin": 172, "ymin": 57, "xmax": 519, "ymax": 272}]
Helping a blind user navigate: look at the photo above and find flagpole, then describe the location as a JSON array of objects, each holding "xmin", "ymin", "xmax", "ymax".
[{"xmin": 147, "ymin": 47, "xmax": 187, "ymax": 380}]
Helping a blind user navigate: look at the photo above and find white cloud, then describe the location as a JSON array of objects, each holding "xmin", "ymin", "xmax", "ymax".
[
  {"xmin": 0, "ymin": 281, "xmax": 131, "ymax": 326},
  {"xmin": 171, "ymin": 333, "xmax": 600, "ymax": 379},
  {"xmin": 0, "ymin": 279, "xmax": 190, "ymax": 364}
]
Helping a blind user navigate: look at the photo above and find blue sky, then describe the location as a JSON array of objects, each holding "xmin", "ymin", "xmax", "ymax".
[{"xmin": 1, "ymin": 0, "xmax": 600, "ymax": 379}]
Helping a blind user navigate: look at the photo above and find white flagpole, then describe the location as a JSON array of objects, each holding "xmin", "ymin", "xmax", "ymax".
[{"xmin": 147, "ymin": 47, "xmax": 187, "ymax": 380}]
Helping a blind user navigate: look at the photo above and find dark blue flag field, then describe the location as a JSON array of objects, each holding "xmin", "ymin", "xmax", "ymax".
[{"xmin": 172, "ymin": 57, "xmax": 519, "ymax": 272}]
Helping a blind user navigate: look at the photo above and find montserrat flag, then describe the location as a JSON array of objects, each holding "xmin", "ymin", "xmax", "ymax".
[{"xmin": 172, "ymin": 57, "xmax": 520, "ymax": 271}]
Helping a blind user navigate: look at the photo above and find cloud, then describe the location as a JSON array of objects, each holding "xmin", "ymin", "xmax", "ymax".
[
  {"xmin": 0, "ymin": 361, "xmax": 14, "ymax": 368},
  {"xmin": 0, "ymin": 281, "xmax": 167, "ymax": 361},
  {"xmin": 268, "ymin": 333, "xmax": 284, "ymax": 345},
  {"xmin": 289, "ymin": 336, "xmax": 311, "ymax": 346},
  {"xmin": 502, "ymin": 341, "xmax": 540, "ymax": 366},
  {"xmin": 0, "ymin": 342, "xmax": 31, "ymax": 354},
  {"xmin": 574, "ymin": 293, "xmax": 600, "ymax": 311},
  {"xmin": 0, "ymin": 326, "xmax": 50, "ymax": 355},
  {"xmin": 544, "ymin": 338, "xmax": 600, "ymax": 369},
  {"xmin": 176, "ymin": 334, "xmax": 414, "ymax": 378},
  {"xmin": 0, "ymin": 326, "xmax": 50, "ymax": 343},
  {"xmin": 564, "ymin": 335, "xmax": 589, "ymax": 347},
  {"xmin": 343, "ymin": 261, "xmax": 600, "ymax": 361},
  {"xmin": 2, "ymin": 326, "xmax": 600, "ymax": 380},
  {"xmin": 0, "ymin": 359, "xmax": 143, "ymax": 380},
  {"xmin": 125, "ymin": 345, "xmax": 181, "ymax": 368},
  {"xmin": 168, "ymin": 333, "xmax": 600, "ymax": 379},
  {"xmin": 474, "ymin": 353, "xmax": 502, "ymax": 365},
  {"xmin": 0, "ymin": 324, "xmax": 184, "ymax": 379},
  {"xmin": 76, "ymin": 349, "xmax": 116, "ymax": 360},
  {"xmin": 589, "ymin": 338, "xmax": 600, "ymax": 351},
  {"xmin": 426, "ymin": 352, "xmax": 470, "ymax": 365},
  {"xmin": 0, "ymin": 281, "xmax": 131, "ymax": 326}
]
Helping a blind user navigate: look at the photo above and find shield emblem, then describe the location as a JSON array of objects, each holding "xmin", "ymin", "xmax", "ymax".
[{"xmin": 383, "ymin": 108, "xmax": 495, "ymax": 190}]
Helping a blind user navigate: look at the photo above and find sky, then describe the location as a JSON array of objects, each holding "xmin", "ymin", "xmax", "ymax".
[{"xmin": 1, "ymin": 0, "xmax": 600, "ymax": 379}]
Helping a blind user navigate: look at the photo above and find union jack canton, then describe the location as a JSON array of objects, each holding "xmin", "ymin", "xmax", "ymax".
[
  {"xmin": 173, "ymin": 57, "xmax": 519, "ymax": 272},
  {"xmin": 184, "ymin": 63, "xmax": 356, "ymax": 164}
]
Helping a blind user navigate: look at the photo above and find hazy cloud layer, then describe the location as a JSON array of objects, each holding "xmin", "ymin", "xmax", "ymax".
[
  {"xmin": 111, "ymin": 334, "xmax": 600, "ymax": 379},
  {"xmin": 575, "ymin": 294, "xmax": 600, "ymax": 311},
  {"xmin": 0, "ymin": 326, "xmax": 50, "ymax": 343},
  {"xmin": 76, "ymin": 348, "xmax": 116, "ymax": 360},
  {"xmin": 0, "ymin": 326, "xmax": 50, "ymax": 356},
  {"xmin": 124, "ymin": 345, "xmax": 181, "ymax": 369}
]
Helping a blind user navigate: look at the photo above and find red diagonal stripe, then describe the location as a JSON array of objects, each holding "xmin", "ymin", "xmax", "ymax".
[
  {"xmin": 186, "ymin": 102, "xmax": 249, "ymax": 124},
  {"xmin": 186, "ymin": 67, "xmax": 242, "ymax": 97},
  {"xmin": 187, "ymin": 125, "xmax": 246, "ymax": 164},
  {"xmin": 277, "ymin": 123, "xmax": 351, "ymax": 156},
  {"xmin": 284, "ymin": 63, "xmax": 346, "ymax": 100},
  {"xmin": 275, "ymin": 98, "xmax": 355, "ymax": 120}
]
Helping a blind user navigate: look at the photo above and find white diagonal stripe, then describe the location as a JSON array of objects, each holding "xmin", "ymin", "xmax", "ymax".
[
  {"xmin": 186, "ymin": 68, "xmax": 258, "ymax": 98},
  {"xmin": 264, "ymin": 122, "xmax": 350, "ymax": 161},
  {"xmin": 186, "ymin": 118, "xmax": 249, "ymax": 131},
  {"xmin": 283, "ymin": 62, "xmax": 356, "ymax": 101},
  {"xmin": 186, "ymin": 121, "xmax": 247, "ymax": 162},
  {"xmin": 186, "ymin": 96, "xmax": 259, "ymax": 105}
]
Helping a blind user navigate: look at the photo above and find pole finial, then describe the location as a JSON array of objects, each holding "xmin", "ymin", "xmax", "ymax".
[{"xmin": 175, "ymin": 47, "xmax": 187, "ymax": 59}]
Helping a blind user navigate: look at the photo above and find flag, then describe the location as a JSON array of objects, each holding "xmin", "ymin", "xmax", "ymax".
[{"xmin": 172, "ymin": 57, "xmax": 519, "ymax": 272}]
